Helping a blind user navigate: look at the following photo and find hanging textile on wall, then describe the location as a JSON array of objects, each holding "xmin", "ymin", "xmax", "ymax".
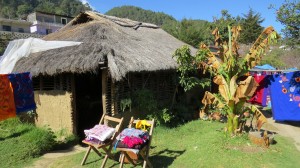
[
  {"xmin": 270, "ymin": 71, "xmax": 300, "ymax": 121},
  {"xmin": 262, "ymin": 76, "xmax": 272, "ymax": 108},
  {"xmin": 0, "ymin": 75, "xmax": 16, "ymax": 121},
  {"xmin": 249, "ymin": 73, "xmax": 265, "ymax": 105},
  {"xmin": 8, "ymin": 72, "xmax": 36, "ymax": 113}
]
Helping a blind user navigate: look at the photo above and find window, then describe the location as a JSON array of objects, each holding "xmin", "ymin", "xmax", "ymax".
[
  {"xmin": 18, "ymin": 28, "xmax": 24, "ymax": 33},
  {"xmin": 2, "ymin": 25, "xmax": 11, "ymax": 31},
  {"xmin": 33, "ymin": 74, "xmax": 72, "ymax": 91},
  {"xmin": 46, "ymin": 29, "xmax": 52, "ymax": 34},
  {"xmin": 61, "ymin": 18, "xmax": 67, "ymax": 25}
]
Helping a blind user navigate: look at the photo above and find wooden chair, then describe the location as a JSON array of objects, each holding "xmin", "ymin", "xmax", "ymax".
[
  {"xmin": 117, "ymin": 118, "xmax": 155, "ymax": 168},
  {"xmin": 81, "ymin": 114, "xmax": 124, "ymax": 168}
]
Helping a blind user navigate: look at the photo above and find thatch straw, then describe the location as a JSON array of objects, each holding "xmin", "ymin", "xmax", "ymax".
[{"xmin": 13, "ymin": 11, "xmax": 195, "ymax": 81}]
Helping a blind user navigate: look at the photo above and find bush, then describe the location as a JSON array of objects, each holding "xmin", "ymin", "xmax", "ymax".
[
  {"xmin": 0, "ymin": 118, "xmax": 56, "ymax": 167},
  {"xmin": 132, "ymin": 89, "xmax": 174, "ymax": 126}
]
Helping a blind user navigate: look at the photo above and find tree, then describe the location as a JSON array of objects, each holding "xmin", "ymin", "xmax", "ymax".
[
  {"xmin": 212, "ymin": 10, "xmax": 238, "ymax": 42},
  {"xmin": 239, "ymin": 8, "xmax": 265, "ymax": 44},
  {"xmin": 173, "ymin": 26, "xmax": 280, "ymax": 135},
  {"xmin": 276, "ymin": 0, "xmax": 300, "ymax": 46},
  {"xmin": 17, "ymin": 4, "xmax": 32, "ymax": 18},
  {"xmin": 174, "ymin": 19, "xmax": 213, "ymax": 48}
]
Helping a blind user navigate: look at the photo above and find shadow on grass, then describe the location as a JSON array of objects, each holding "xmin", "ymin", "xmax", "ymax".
[
  {"xmin": 150, "ymin": 148, "xmax": 186, "ymax": 167},
  {"xmin": 103, "ymin": 148, "xmax": 185, "ymax": 168},
  {"xmin": 0, "ymin": 129, "xmax": 30, "ymax": 141}
]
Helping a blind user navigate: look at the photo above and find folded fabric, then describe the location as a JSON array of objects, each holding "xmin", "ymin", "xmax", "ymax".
[
  {"xmin": 115, "ymin": 128, "xmax": 150, "ymax": 149},
  {"xmin": 116, "ymin": 128, "xmax": 149, "ymax": 141},
  {"xmin": 84, "ymin": 124, "xmax": 115, "ymax": 141},
  {"xmin": 113, "ymin": 138, "xmax": 149, "ymax": 149}
]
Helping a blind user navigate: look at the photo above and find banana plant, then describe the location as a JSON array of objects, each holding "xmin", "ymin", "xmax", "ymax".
[{"xmin": 174, "ymin": 26, "xmax": 280, "ymax": 135}]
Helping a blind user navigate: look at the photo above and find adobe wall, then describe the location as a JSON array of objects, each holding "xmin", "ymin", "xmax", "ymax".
[{"xmin": 34, "ymin": 90, "xmax": 74, "ymax": 134}]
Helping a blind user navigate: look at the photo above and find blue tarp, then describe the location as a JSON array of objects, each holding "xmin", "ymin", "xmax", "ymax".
[
  {"xmin": 270, "ymin": 71, "xmax": 300, "ymax": 121},
  {"xmin": 254, "ymin": 64, "xmax": 276, "ymax": 70}
]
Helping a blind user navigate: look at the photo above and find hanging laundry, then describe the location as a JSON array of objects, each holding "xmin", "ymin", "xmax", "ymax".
[
  {"xmin": 8, "ymin": 72, "xmax": 36, "ymax": 113},
  {"xmin": 261, "ymin": 75, "xmax": 272, "ymax": 107},
  {"xmin": 270, "ymin": 71, "xmax": 300, "ymax": 121},
  {"xmin": 249, "ymin": 73, "xmax": 266, "ymax": 105},
  {"xmin": 0, "ymin": 75, "xmax": 16, "ymax": 121}
]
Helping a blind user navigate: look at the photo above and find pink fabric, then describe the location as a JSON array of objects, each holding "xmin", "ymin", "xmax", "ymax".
[{"xmin": 122, "ymin": 136, "xmax": 144, "ymax": 148}]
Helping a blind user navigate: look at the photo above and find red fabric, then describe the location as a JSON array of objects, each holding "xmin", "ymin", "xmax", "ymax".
[
  {"xmin": 0, "ymin": 75, "xmax": 16, "ymax": 121},
  {"xmin": 248, "ymin": 74, "xmax": 265, "ymax": 105}
]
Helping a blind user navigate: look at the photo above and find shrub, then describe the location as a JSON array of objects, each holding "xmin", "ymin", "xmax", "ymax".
[{"xmin": 0, "ymin": 118, "xmax": 56, "ymax": 167}]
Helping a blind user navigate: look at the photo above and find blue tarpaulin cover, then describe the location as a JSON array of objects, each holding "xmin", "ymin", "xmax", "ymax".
[
  {"xmin": 254, "ymin": 64, "xmax": 276, "ymax": 70},
  {"xmin": 270, "ymin": 71, "xmax": 300, "ymax": 121}
]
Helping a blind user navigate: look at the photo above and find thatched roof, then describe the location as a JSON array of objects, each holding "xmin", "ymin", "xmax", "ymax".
[{"xmin": 13, "ymin": 11, "xmax": 195, "ymax": 81}]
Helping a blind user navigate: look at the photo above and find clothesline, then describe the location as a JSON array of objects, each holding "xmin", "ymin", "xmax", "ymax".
[{"xmin": 250, "ymin": 69, "xmax": 298, "ymax": 72}]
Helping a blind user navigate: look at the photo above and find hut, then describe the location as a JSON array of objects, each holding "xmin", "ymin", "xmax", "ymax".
[{"xmin": 12, "ymin": 11, "xmax": 195, "ymax": 137}]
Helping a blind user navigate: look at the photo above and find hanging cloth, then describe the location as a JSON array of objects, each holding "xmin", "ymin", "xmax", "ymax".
[
  {"xmin": 8, "ymin": 72, "xmax": 36, "ymax": 113},
  {"xmin": 248, "ymin": 74, "xmax": 265, "ymax": 105},
  {"xmin": 270, "ymin": 71, "xmax": 300, "ymax": 121},
  {"xmin": 0, "ymin": 74, "xmax": 16, "ymax": 121}
]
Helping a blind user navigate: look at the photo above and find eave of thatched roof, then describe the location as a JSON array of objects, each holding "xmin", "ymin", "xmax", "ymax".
[{"xmin": 13, "ymin": 11, "xmax": 196, "ymax": 81}]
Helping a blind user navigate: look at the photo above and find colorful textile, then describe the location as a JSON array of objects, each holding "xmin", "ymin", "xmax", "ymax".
[
  {"xmin": 113, "ymin": 139, "xmax": 148, "ymax": 149},
  {"xmin": 262, "ymin": 77, "xmax": 272, "ymax": 107},
  {"xmin": 115, "ymin": 128, "xmax": 150, "ymax": 149},
  {"xmin": 249, "ymin": 74, "xmax": 265, "ymax": 105},
  {"xmin": 270, "ymin": 72, "xmax": 300, "ymax": 121},
  {"xmin": 8, "ymin": 72, "xmax": 36, "ymax": 113},
  {"xmin": 0, "ymin": 75, "xmax": 16, "ymax": 121},
  {"xmin": 84, "ymin": 124, "xmax": 115, "ymax": 141}
]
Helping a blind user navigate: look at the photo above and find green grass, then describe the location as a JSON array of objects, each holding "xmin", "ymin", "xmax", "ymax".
[
  {"xmin": 47, "ymin": 120, "xmax": 300, "ymax": 168},
  {"xmin": 0, "ymin": 118, "xmax": 56, "ymax": 168}
]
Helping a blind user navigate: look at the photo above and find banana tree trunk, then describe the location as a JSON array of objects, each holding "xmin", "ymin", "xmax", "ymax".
[{"xmin": 227, "ymin": 113, "xmax": 239, "ymax": 135}]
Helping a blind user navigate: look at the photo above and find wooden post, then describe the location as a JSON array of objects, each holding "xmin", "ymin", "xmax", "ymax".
[
  {"xmin": 111, "ymin": 80, "xmax": 117, "ymax": 116},
  {"xmin": 70, "ymin": 74, "xmax": 77, "ymax": 135},
  {"xmin": 102, "ymin": 69, "xmax": 108, "ymax": 115}
]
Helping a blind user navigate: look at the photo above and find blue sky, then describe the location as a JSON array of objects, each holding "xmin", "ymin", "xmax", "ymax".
[{"xmin": 81, "ymin": 0, "xmax": 286, "ymax": 33}]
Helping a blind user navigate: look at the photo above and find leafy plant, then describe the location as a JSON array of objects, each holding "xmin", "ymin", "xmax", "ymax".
[
  {"xmin": 174, "ymin": 25, "xmax": 280, "ymax": 135},
  {"xmin": 132, "ymin": 89, "xmax": 174, "ymax": 126},
  {"xmin": 120, "ymin": 98, "xmax": 132, "ymax": 112}
]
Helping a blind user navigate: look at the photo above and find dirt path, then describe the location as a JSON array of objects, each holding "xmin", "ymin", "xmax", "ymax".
[
  {"xmin": 26, "ymin": 145, "xmax": 86, "ymax": 168},
  {"xmin": 263, "ymin": 118, "xmax": 300, "ymax": 151}
]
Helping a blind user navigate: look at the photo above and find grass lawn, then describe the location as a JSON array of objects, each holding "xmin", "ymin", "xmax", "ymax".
[
  {"xmin": 46, "ymin": 120, "xmax": 300, "ymax": 168},
  {"xmin": 0, "ymin": 118, "xmax": 56, "ymax": 168}
]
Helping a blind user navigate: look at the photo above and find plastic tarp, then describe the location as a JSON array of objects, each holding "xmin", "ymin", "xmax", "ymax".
[
  {"xmin": 270, "ymin": 71, "xmax": 300, "ymax": 121},
  {"xmin": 253, "ymin": 64, "xmax": 276, "ymax": 70},
  {"xmin": 0, "ymin": 37, "xmax": 82, "ymax": 74}
]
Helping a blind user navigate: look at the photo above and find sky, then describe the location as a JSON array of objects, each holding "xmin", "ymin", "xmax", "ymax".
[{"xmin": 80, "ymin": 0, "xmax": 287, "ymax": 33}]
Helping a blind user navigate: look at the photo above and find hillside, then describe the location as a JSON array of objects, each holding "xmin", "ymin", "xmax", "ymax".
[
  {"xmin": 0, "ymin": 0, "xmax": 91, "ymax": 18},
  {"xmin": 106, "ymin": 6, "xmax": 177, "ymax": 26},
  {"xmin": 106, "ymin": 6, "xmax": 213, "ymax": 48}
]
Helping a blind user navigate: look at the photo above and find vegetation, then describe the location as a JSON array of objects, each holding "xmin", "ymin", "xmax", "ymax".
[
  {"xmin": 0, "ymin": 118, "xmax": 56, "ymax": 168},
  {"xmin": 0, "ymin": 0, "xmax": 91, "ymax": 18},
  {"xmin": 239, "ymin": 8, "xmax": 265, "ymax": 44},
  {"xmin": 35, "ymin": 120, "xmax": 300, "ymax": 167},
  {"xmin": 0, "ymin": 117, "xmax": 78, "ymax": 168},
  {"xmin": 132, "ymin": 89, "xmax": 175, "ymax": 126},
  {"xmin": 212, "ymin": 10, "xmax": 239, "ymax": 43},
  {"xmin": 274, "ymin": 0, "xmax": 300, "ymax": 46},
  {"xmin": 174, "ymin": 26, "xmax": 280, "ymax": 135},
  {"xmin": 106, "ymin": 6, "xmax": 177, "ymax": 27}
]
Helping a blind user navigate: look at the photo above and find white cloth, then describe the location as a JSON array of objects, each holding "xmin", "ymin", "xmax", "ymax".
[{"xmin": 0, "ymin": 37, "xmax": 81, "ymax": 74}]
